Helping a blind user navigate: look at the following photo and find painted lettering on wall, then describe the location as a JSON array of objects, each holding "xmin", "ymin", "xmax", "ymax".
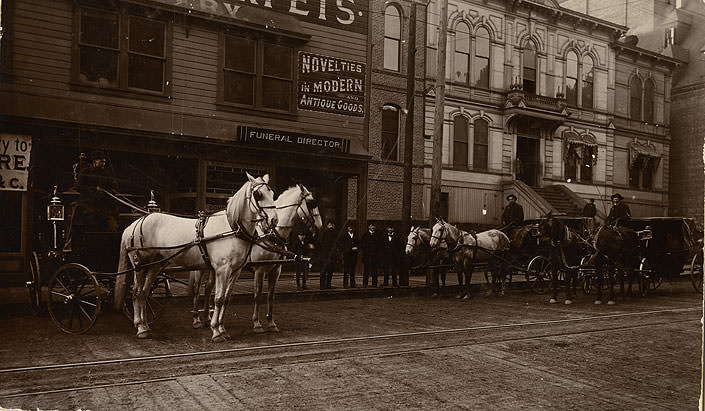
[
  {"xmin": 298, "ymin": 52, "xmax": 365, "ymax": 117},
  {"xmin": 237, "ymin": 126, "xmax": 351, "ymax": 154},
  {"xmin": 0, "ymin": 134, "xmax": 32, "ymax": 192},
  {"xmin": 154, "ymin": 0, "xmax": 368, "ymax": 34}
]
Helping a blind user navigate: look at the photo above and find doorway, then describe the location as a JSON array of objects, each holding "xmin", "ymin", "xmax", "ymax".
[{"xmin": 516, "ymin": 137, "xmax": 540, "ymax": 186}]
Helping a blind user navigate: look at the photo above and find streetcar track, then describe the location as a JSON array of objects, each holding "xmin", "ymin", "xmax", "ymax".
[
  {"xmin": 1, "ymin": 316, "xmax": 696, "ymax": 400},
  {"xmin": 1, "ymin": 306, "xmax": 698, "ymax": 376}
]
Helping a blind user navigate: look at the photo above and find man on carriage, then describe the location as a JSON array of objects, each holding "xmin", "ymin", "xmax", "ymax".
[
  {"xmin": 500, "ymin": 194, "xmax": 524, "ymax": 237},
  {"xmin": 606, "ymin": 193, "xmax": 631, "ymax": 227},
  {"xmin": 77, "ymin": 149, "xmax": 119, "ymax": 232}
]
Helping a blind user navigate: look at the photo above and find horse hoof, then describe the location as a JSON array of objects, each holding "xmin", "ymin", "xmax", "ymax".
[
  {"xmin": 564, "ymin": 300, "xmax": 572, "ymax": 305},
  {"xmin": 607, "ymin": 300, "xmax": 616, "ymax": 305},
  {"xmin": 462, "ymin": 294, "xmax": 470, "ymax": 300},
  {"xmin": 594, "ymin": 300, "xmax": 602, "ymax": 305},
  {"xmin": 212, "ymin": 334, "xmax": 227, "ymax": 343},
  {"xmin": 269, "ymin": 326, "xmax": 280, "ymax": 333},
  {"xmin": 192, "ymin": 319, "xmax": 203, "ymax": 329},
  {"xmin": 549, "ymin": 298, "xmax": 558, "ymax": 304},
  {"xmin": 223, "ymin": 332, "xmax": 232, "ymax": 340},
  {"xmin": 136, "ymin": 330, "xmax": 152, "ymax": 339},
  {"xmin": 253, "ymin": 326, "xmax": 266, "ymax": 334}
]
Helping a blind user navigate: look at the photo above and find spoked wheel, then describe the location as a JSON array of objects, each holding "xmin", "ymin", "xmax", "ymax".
[
  {"xmin": 690, "ymin": 251, "xmax": 703, "ymax": 293},
  {"xmin": 123, "ymin": 277, "xmax": 172, "ymax": 325},
  {"xmin": 47, "ymin": 263, "xmax": 101, "ymax": 334},
  {"xmin": 526, "ymin": 256, "xmax": 552, "ymax": 295},
  {"xmin": 26, "ymin": 251, "xmax": 43, "ymax": 316},
  {"xmin": 579, "ymin": 255, "xmax": 593, "ymax": 295},
  {"xmin": 638, "ymin": 258, "xmax": 661, "ymax": 297}
]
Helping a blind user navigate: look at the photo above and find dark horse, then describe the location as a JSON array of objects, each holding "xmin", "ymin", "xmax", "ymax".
[
  {"xmin": 536, "ymin": 212, "xmax": 586, "ymax": 304},
  {"xmin": 583, "ymin": 224, "xmax": 641, "ymax": 304}
]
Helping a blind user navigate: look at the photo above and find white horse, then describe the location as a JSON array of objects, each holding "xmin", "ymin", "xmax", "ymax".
[
  {"xmin": 113, "ymin": 173, "xmax": 278, "ymax": 342},
  {"xmin": 250, "ymin": 184, "xmax": 322, "ymax": 332}
]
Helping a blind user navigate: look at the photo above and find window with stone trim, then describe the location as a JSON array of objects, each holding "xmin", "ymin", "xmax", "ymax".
[
  {"xmin": 381, "ymin": 105, "xmax": 400, "ymax": 161},
  {"xmin": 384, "ymin": 5, "xmax": 401, "ymax": 71},
  {"xmin": 453, "ymin": 116, "xmax": 469, "ymax": 168},
  {"xmin": 630, "ymin": 76, "xmax": 643, "ymax": 120},
  {"xmin": 453, "ymin": 23, "xmax": 470, "ymax": 84},
  {"xmin": 565, "ymin": 51, "xmax": 578, "ymax": 106},
  {"xmin": 523, "ymin": 43, "xmax": 537, "ymax": 94},
  {"xmin": 644, "ymin": 79, "xmax": 655, "ymax": 123},
  {"xmin": 473, "ymin": 118, "xmax": 489, "ymax": 171},
  {"xmin": 473, "ymin": 28, "xmax": 490, "ymax": 88},
  {"xmin": 582, "ymin": 56, "xmax": 594, "ymax": 109}
]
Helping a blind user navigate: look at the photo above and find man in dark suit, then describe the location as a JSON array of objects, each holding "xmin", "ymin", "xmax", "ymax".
[
  {"xmin": 382, "ymin": 226, "xmax": 403, "ymax": 287},
  {"xmin": 290, "ymin": 231, "xmax": 312, "ymax": 290},
  {"xmin": 340, "ymin": 223, "xmax": 359, "ymax": 288},
  {"xmin": 317, "ymin": 220, "xmax": 340, "ymax": 289},
  {"xmin": 606, "ymin": 193, "xmax": 632, "ymax": 226},
  {"xmin": 500, "ymin": 194, "xmax": 524, "ymax": 238},
  {"xmin": 360, "ymin": 223, "xmax": 380, "ymax": 288}
]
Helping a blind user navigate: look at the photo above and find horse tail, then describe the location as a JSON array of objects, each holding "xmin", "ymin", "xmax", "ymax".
[{"xmin": 112, "ymin": 231, "xmax": 134, "ymax": 310}]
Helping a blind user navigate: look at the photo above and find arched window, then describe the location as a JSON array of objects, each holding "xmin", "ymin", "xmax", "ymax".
[
  {"xmin": 453, "ymin": 116, "xmax": 469, "ymax": 167},
  {"xmin": 473, "ymin": 28, "xmax": 490, "ymax": 88},
  {"xmin": 644, "ymin": 79, "xmax": 655, "ymax": 123},
  {"xmin": 381, "ymin": 105, "xmax": 399, "ymax": 161},
  {"xmin": 523, "ymin": 43, "xmax": 537, "ymax": 94},
  {"xmin": 630, "ymin": 76, "xmax": 642, "ymax": 120},
  {"xmin": 473, "ymin": 119, "xmax": 489, "ymax": 171},
  {"xmin": 565, "ymin": 51, "xmax": 578, "ymax": 106},
  {"xmin": 453, "ymin": 23, "xmax": 470, "ymax": 84},
  {"xmin": 582, "ymin": 56, "xmax": 594, "ymax": 108},
  {"xmin": 383, "ymin": 6, "xmax": 401, "ymax": 71}
]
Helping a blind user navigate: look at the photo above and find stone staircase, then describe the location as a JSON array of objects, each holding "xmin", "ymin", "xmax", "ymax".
[{"xmin": 532, "ymin": 185, "xmax": 583, "ymax": 216}]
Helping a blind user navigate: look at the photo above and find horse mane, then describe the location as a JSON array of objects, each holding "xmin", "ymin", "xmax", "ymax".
[
  {"xmin": 274, "ymin": 185, "xmax": 302, "ymax": 207},
  {"xmin": 226, "ymin": 179, "xmax": 253, "ymax": 229}
]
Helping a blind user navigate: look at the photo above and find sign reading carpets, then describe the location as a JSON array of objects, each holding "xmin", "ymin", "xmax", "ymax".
[
  {"xmin": 0, "ymin": 134, "xmax": 32, "ymax": 191},
  {"xmin": 238, "ymin": 126, "xmax": 350, "ymax": 154},
  {"xmin": 298, "ymin": 52, "xmax": 365, "ymax": 117}
]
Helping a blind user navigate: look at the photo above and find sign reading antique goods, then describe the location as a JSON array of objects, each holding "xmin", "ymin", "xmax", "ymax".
[
  {"xmin": 298, "ymin": 52, "xmax": 365, "ymax": 117},
  {"xmin": 154, "ymin": 0, "xmax": 368, "ymax": 34},
  {"xmin": 0, "ymin": 134, "xmax": 32, "ymax": 191},
  {"xmin": 238, "ymin": 126, "xmax": 350, "ymax": 154}
]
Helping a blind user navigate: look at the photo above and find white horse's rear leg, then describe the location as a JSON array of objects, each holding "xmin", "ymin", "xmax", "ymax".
[
  {"xmin": 135, "ymin": 267, "xmax": 160, "ymax": 338},
  {"xmin": 252, "ymin": 267, "xmax": 266, "ymax": 333},
  {"xmin": 266, "ymin": 265, "xmax": 281, "ymax": 332}
]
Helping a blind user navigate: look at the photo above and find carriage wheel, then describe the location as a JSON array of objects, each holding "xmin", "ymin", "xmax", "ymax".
[
  {"xmin": 47, "ymin": 263, "xmax": 101, "ymax": 334},
  {"xmin": 27, "ymin": 251, "xmax": 43, "ymax": 316},
  {"xmin": 123, "ymin": 277, "xmax": 172, "ymax": 325},
  {"xmin": 579, "ymin": 255, "xmax": 592, "ymax": 295},
  {"xmin": 526, "ymin": 256, "xmax": 551, "ymax": 295},
  {"xmin": 690, "ymin": 251, "xmax": 703, "ymax": 293},
  {"xmin": 638, "ymin": 258, "xmax": 656, "ymax": 297}
]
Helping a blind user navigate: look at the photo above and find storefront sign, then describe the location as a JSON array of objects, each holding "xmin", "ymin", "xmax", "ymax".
[
  {"xmin": 0, "ymin": 134, "xmax": 32, "ymax": 191},
  {"xmin": 237, "ymin": 126, "xmax": 350, "ymax": 154},
  {"xmin": 298, "ymin": 52, "xmax": 365, "ymax": 117},
  {"xmin": 152, "ymin": 0, "xmax": 368, "ymax": 34}
]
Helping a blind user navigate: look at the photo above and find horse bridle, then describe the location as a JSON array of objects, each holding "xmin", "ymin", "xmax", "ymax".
[
  {"xmin": 430, "ymin": 223, "xmax": 448, "ymax": 248},
  {"xmin": 406, "ymin": 228, "xmax": 424, "ymax": 253},
  {"xmin": 247, "ymin": 181, "xmax": 276, "ymax": 231},
  {"xmin": 275, "ymin": 193, "xmax": 320, "ymax": 233}
]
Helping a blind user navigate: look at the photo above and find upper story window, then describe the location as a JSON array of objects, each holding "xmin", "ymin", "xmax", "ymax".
[
  {"xmin": 473, "ymin": 118, "xmax": 489, "ymax": 171},
  {"xmin": 523, "ymin": 43, "xmax": 537, "ymax": 94},
  {"xmin": 565, "ymin": 51, "xmax": 578, "ymax": 106},
  {"xmin": 381, "ymin": 105, "xmax": 400, "ymax": 161},
  {"xmin": 664, "ymin": 27, "xmax": 676, "ymax": 47},
  {"xmin": 384, "ymin": 6, "xmax": 401, "ymax": 71},
  {"xmin": 473, "ymin": 28, "xmax": 490, "ymax": 89},
  {"xmin": 582, "ymin": 56, "xmax": 594, "ymax": 109},
  {"xmin": 76, "ymin": 7, "xmax": 169, "ymax": 94},
  {"xmin": 453, "ymin": 116, "xmax": 469, "ymax": 168},
  {"xmin": 221, "ymin": 33, "xmax": 294, "ymax": 112},
  {"xmin": 453, "ymin": 23, "xmax": 470, "ymax": 84},
  {"xmin": 630, "ymin": 76, "xmax": 643, "ymax": 120},
  {"xmin": 644, "ymin": 79, "xmax": 655, "ymax": 123}
]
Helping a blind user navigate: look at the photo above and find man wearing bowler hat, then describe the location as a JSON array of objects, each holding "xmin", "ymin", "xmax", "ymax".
[
  {"xmin": 606, "ymin": 193, "xmax": 631, "ymax": 226},
  {"xmin": 501, "ymin": 194, "xmax": 524, "ymax": 235}
]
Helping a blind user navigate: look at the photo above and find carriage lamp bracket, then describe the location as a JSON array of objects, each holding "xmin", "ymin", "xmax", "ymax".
[
  {"xmin": 147, "ymin": 190, "xmax": 161, "ymax": 213},
  {"xmin": 47, "ymin": 186, "xmax": 65, "ymax": 221}
]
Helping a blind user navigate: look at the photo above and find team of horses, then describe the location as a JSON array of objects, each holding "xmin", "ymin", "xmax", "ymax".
[{"xmin": 112, "ymin": 173, "xmax": 647, "ymax": 342}]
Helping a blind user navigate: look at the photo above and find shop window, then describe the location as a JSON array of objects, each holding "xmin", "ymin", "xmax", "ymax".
[
  {"xmin": 384, "ymin": 5, "xmax": 401, "ymax": 71},
  {"xmin": 582, "ymin": 56, "xmax": 594, "ymax": 109},
  {"xmin": 565, "ymin": 51, "xmax": 578, "ymax": 106},
  {"xmin": 76, "ymin": 7, "xmax": 168, "ymax": 94},
  {"xmin": 523, "ymin": 44, "xmax": 537, "ymax": 94},
  {"xmin": 222, "ymin": 33, "xmax": 294, "ymax": 112},
  {"xmin": 0, "ymin": 192, "xmax": 22, "ymax": 252},
  {"xmin": 453, "ymin": 116, "xmax": 468, "ymax": 168},
  {"xmin": 644, "ymin": 79, "xmax": 655, "ymax": 123},
  {"xmin": 473, "ymin": 28, "xmax": 490, "ymax": 88},
  {"xmin": 630, "ymin": 76, "xmax": 642, "ymax": 120},
  {"xmin": 473, "ymin": 118, "xmax": 488, "ymax": 171},
  {"xmin": 381, "ymin": 105, "xmax": 399, "ymax": 161},
  {"xmin": 453, "ymin": 23, "xmax": 470, "ymax": 84}
]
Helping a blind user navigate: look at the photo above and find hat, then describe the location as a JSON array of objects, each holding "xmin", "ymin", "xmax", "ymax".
[
  {"xmin": 506, "ymin": 194, "xmax": 517, "ymax": 201},
  {"xmin": 90, "ymin": 149, "xmax": 107, "ymax": 161},
  {"xmin": 610, "ymin": 193, "xmax": 624, "ymax": 201}
]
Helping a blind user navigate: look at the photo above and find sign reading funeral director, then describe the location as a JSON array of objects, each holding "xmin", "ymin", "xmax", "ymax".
[
  {"xmin": 298, "ymin": 52, "xmax": 365, "ymax": 117},
  {"xmin": 238, "ymin": 126, "xmax": 350, "ymax": 154}
]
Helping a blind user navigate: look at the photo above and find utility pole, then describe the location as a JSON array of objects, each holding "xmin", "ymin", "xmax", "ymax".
[
  {"xmin": 430, "ymin": 0, "xmax": 448, "ymax": 225},
  {"xmin": 401, "ymin": 0, "xmax": 417, "ymax": 287}
]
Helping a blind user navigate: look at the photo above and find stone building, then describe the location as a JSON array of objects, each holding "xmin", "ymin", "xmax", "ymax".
[{"xmin": 421, "ymin": 0, "xmax": 680, "ymax": 227}]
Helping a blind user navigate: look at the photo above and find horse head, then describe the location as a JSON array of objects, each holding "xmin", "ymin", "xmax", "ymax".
[
  {"xmin": 243, "ymin": 172, "xmax": 278, "ymax": 232},
  {"xmin": 537, "ymin": 211, "xmax": 564, "ymax": 247},
  {"xmin": 406, "ymin": 226, "xmax": 422, "ymax": 255},
  {"xmin": 297, "ymin": 184, "xmax": 323, "ymax": 233},
  {"xmin": 429, "ymin": 219, "xmax": 446, "ymax": 248}
]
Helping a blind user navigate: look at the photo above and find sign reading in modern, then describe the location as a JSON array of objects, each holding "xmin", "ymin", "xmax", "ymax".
[
  {"xmin": 152, "ymin": 0, "xmax": 368, "ymax": 34},
  {"xmin": 298, "ymin": 52, "xmax": 365, "ymax": 117},
  {"xmin": 237, "ymin": 126, "xmax": 350, "ymax": 154},
  {"xmin": 0, "ymin": 134, "xmax": 32, "ymax": 191}
]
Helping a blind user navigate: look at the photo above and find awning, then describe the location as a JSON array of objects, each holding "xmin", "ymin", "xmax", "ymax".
[
  {"xmin": 563, "ymin": 130, "xmax": 597, "ymax": 161},
  {"xmin": 629, "ymin": 141, "xmax": 661, "ymax": 168}
]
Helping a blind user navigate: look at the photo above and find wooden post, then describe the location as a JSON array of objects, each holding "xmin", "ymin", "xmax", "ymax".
[{"xmin": 430, "ymin": 0, "xmax": 448, "ymax": 225}]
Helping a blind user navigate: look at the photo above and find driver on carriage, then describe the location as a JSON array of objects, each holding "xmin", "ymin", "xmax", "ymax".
[
  {"xmin": 606, "ymin": 193, "xmax": 631, "ymax": 227},
  {"xmin": 500, "ymin": 194, "xmax": 524, "ymax": 237}
]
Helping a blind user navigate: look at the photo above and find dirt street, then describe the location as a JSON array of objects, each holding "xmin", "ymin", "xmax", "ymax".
[{"xmin": 0, "ymin": 280, "xmax": 701, "ymax": 410}]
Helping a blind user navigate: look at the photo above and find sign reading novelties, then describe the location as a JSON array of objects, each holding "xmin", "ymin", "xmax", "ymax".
[
  {"xmin": 238, "ymin": 126, "xmax": 350, "ymax": 154},
  {"xmin": 152, "ymin": 0, "xmax": 368, "ymax": 34},
  {"xmin": 0, "ymin": 134, "xmax": 32, "ymax": 191},
  {"xmin": 298, "ymin": 52, "xmax": 365, "ymax": 117}
]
